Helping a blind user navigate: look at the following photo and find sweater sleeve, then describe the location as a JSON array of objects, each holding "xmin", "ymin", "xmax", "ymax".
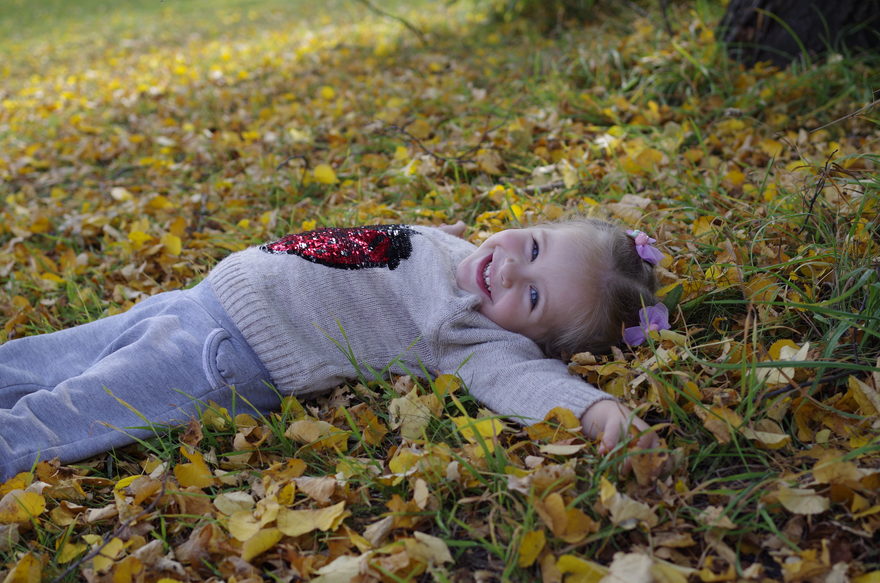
[{"xmin": 437, "ymin": 323, "xmax": 615, "ymax": 425}]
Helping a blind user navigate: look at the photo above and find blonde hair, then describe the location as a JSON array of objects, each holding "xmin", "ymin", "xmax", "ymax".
[{"xmin": 537, "ymin": 217, "xmax": 658, "ymax": 358}]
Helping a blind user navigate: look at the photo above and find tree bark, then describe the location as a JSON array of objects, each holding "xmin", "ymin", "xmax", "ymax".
[{"xmin": 718, "ymin": 0, "xmax": 880, "ymax": 67}]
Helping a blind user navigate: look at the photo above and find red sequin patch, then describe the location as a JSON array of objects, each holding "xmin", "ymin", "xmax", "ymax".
[{"xmin": 259, "ymin": 225, "xmax": 416, "ymax": 270}]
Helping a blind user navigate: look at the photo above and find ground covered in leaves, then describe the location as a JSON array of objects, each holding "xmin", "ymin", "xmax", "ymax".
[{"xmin": 1, "ymin": 0, "xmax": 879, "ymax": 581}]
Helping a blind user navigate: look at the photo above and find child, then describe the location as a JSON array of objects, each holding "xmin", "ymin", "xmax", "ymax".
[{"xmin": 0, "ymin": 218, "xmax": 662, "ymax": 480}]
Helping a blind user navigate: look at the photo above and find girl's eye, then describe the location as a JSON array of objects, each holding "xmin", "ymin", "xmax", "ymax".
[
  {"xmin": 530, "ymin": 239, "xmax": 539, "ymax": 261},
  {"xmin": 529, "ymin": 286, "xmax": 539, "ymax": 309}
]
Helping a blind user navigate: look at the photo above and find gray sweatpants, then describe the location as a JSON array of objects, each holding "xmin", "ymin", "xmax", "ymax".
[{"xmin": 0, "ymin": 281, "xmax": 277, "ymax": 480}]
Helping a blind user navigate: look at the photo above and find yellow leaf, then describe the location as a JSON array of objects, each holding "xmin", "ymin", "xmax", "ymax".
[
  {"xmin": 241, "ymin": 528, "xmax": 283, "ymax": 562},
  {"xmin": 92, "ymin": 536, "xmax": 125, "ymax": 573},
  {"xmin": 214, "ymin": 491, "xmax": 255, "ymax": 515},
  {"xmin": 692, "ymin": 215, "xmax": 722, "ymax": 237},
  {"xmin": 452, "ymin": 416, "xmax": 504, "ymax": 444},
  {"xmin": 652, "ymin": 559, "xmax": 696, "ymax": 583},
  {"xmin": 276, "ymin": 500, "xmax": 347, "ymax": 537},
  {"xmin": 413, "ymin": 478, "xmax": 429, "ymax": 510},
  {"xmin": 56, "ymin": 540, "xmax": 87, "ymax": 564},
  {"xmin": 148, "ymin": 194, "xmax": 175, "ymax": 210},
  {"xmin": 813, "ymin": 458, "xmax": 863, "ymax": 486},
  {"xmin": 389, "ymin": 389, "xmax": 433, "ymax": 440},
  {"xmin": 40, "ymin": 272, "xmax": 65, "ymax": 285},
  {"xmin": 476, "ymin": 148, "xmax": 504, "ymax": 174},
  {"xmin": 407, "ymin": 118, "xmax": 433, "ymax": 140},
  {"xmin": 635, "ymin": 147, "xmax": 664, "ymax": 172},
  {"xmin": 352, "ymin": 406, "xmax": 388, "ymax": 446},
  {"xmin": 0, "ymin": 490, "xmax": 46, "ymax": 524},
  {"xmin": 695, "ymin": 406, "xmax": 742, "ymax": 444},
  {"xmin": 227, "ymin": 510, "xmax": 261, "ymax": 542},
  {"xmin": 723, "ymin": 168, "xmax": 746, "ymax": 188},
  {"xmin": 556, "ymin": 554, "xmax": 607, "ymax": 582},
  {"xmin": 847, "ymin": 375, "xmax": 880, "ymax": 416},
  {"xmin": 853, "ymin": 572, "xmax": 880, "ymax": 583},
  {"xmin": 388, "ymin": 447, "xmax": 421, "ymax": 477},
  {"xmin": 394, "ymin": 145, "xmax": 409, "ymax": 162},
  {"xmin": 113, "ymin": 475, "xmax": 140, "ymax": 491},
  {"xmin": 312, "ymin": 163, "xmax": 338, "ymax": 184},
  {"xmin": 559, "ymin": 159, "xmax": 579, "ymax": 188},
  {"xmin": 598, "ymin": 477, "xmax": 658, "ymax": 529},
  {"xmin": 434, "ymin": 374, "xmax": 460, "ymax": 396},
  {"xmin": 110, "ymin": 556, "xmax": 142, "ymax": 582},
  {"xmin": 174, "ymin": 447, "xmax": 216, "ymax": 489},
  {"xmin": 744, "ymin": 274, "xmax": 780, "ymax": 303},
  {"xmin": 168, "ymin": 216, "xmax": 187, "ymax": 237},
  {"xmin": 404, "ymin": 531, "xmax": 454, "ymax": 565},
  {"xmin": 295, "ymin": 476, "xmax": 336, "ymax": 504},
  {"xmin": 110, "ymin": 187, "xmax": 133, "ymax": 201},
  {"xmin": 320, "ymin": 86, "xmax": 336, "ymax": 100},
  {"xmin": 285, "ymin": 418, "xmax": 349, "ymax": 451},
  {"xmin": 510, "ymin": 203, "xmax": 524, "ymax": 221},
  {"xmin": 161, "ymin": 233, "xmax": 182, "ymax": 256},
  {"xmin": 768, "ymin": 339, "xmax": 799, "ymax": 359},
  {"xmin": 776, "ymin": 485, "xmax": 830, "ymax": 515},
  {"xmin": 539, "ymin": 443, "xmax": 586, "ymax": 456},
  {"xmin": 311, "ymin": 555, "xmax": 363, "ymax": 582},
  {"xmin": 127, "ymin": 230, "xmax": 153, "ymax": 249},
  {"xmin": 201, "ymin": 403, "xmax": 231, "ymax": 430},
  {"xmin": 739, "ymin": 426, "xmax": 791, "ymax": 450},
  {"xmin": 3, "ymin": 552, "xmax": 42, "ymax": 583},
  {"xmin": 760, "ymin": 139, "xmax": 784, "ymax": 158},
  {"xmin": 534, "ymin": 492, "xmax": 599, "ymax": 542},
  {"xmin": 517, "ymin": 529, "xmax": 545, "ymax": 567},
  {"xmin": 758, "ymin": 341, "xmax": 809, "ymax": 386}
]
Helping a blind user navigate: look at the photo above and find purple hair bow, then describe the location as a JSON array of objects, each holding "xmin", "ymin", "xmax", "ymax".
[
  {"xmin": 623, "ymin": 302, "xmax": 670, "ymax": 345},
  {"xmin": 627, "ymin": 229, "xmax": 664, "ymax": 265}
]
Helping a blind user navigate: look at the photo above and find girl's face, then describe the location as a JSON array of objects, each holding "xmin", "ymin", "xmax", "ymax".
[{"xmin": 455, "ymin": 226, "xmax": 594, "ymax": 343}]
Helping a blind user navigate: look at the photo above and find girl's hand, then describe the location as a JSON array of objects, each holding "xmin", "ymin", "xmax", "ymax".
[
  {"xmin": 437, "ymin": 220, "xmax": 466, "ymax": 238},
  {"xmin": 580, "ymin": 400, "xmax": 658, "ymax": 455}
]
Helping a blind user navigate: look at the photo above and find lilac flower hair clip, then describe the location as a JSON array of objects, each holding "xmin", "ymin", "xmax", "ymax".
[
  {"xmin": 623, "ymin": 302, "xmax": 670, "ymax": 346},
  {"xmin": 627, "ymin": 229, "xmax": 664, "ymax": 265}
]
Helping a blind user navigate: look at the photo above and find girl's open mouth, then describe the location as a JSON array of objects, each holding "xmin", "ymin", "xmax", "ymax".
[{"xmin": 478, "ymin": 254, "xmax": 493, "ymax": 298}]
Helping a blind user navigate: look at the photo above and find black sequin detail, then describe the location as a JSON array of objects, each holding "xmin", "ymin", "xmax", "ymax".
[{"xmin": 259, "ymin": 225, "xmax": 417, "ymax": 270}]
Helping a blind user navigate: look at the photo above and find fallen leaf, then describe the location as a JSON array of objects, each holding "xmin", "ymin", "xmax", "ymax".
[
  {"xmin": 312, "ymin": 163, "xmax": 338, "ymax": 184},
  {"xmin": 276, "ymin": 500, "xmax": 348, "ymax": 537},
  {"xmin": 404, "ymin": 531, "xmax": 454, "ymax": 565},
  {"xmin": 775, "ymin": 485, "xmax": 830, "ymax": 515},
  {"xmin": 598, "ymin": 477, "xmax": 658, "ymax": 529},
  {"xmin": 0, "ymin": 490, "xmax": 46, "ymax": 524},
  {"xmin": 295, "ymin": 476, "xmax": 337, "ymax": 504},
  {"xmin": 517, "ymin": 529, "xmax": 545, "ymax": 568},
  {"xmin": 2, "ymin": 552, "xmax": 42, "ymax": 583},
  {"xmin": 174, "ymin": 447, "xmax": 216, "ymax": 489},
  {"xmin": 213, "ymin": 491, "xmax": 255, "ymax": 515},
  {"xmin": 534, "ymin": 492, "xmax": 599, "ymax": 542},
  {"xmin": 389, "ymin": 389, "xmax": 434, "ymax": 440},
  {"xmin": 557, "ymin": 554, "xmax": 608, "ymax": 582},
  {"xmin": 241, "ymin": 527, "xmax": 283, "ymax": 561}
]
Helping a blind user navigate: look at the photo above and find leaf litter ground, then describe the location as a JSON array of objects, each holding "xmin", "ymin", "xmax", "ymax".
[{"xmin": 1, "ymin": 1, "xmax": 879, "ymax": 581}]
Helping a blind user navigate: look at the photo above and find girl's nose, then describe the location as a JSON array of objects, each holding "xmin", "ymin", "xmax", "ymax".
[{"xmin": 499, "ymin": 258, "xmax": 519, "ymax": 288}]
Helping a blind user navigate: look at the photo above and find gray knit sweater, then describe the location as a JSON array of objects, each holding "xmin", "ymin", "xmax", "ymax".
[{"xmin": 208, "ymin": 225, "xmax": 612, "ymax": 424}]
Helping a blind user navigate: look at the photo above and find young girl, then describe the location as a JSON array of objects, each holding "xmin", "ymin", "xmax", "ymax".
[{"xmin": 0, "ymin": 218, "xmax": 663, "ymax": 480}]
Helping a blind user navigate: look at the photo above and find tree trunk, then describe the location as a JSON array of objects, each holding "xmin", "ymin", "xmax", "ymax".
[{"xmin": 718, "ymin": 0, "xmax": 880, "ymax": 67}]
